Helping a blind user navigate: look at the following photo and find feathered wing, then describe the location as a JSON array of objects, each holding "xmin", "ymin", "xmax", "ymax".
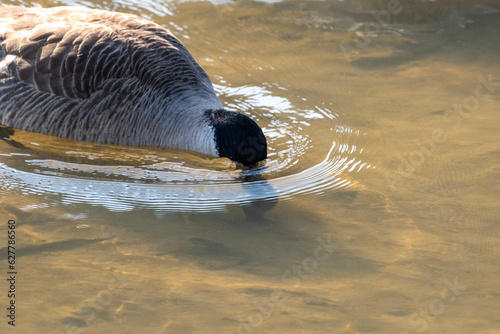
[
  {"xmin": 0, "ymin": 6, "xmax": 136, "ymax": 99},
  {"xmin": 0, "ymin": 6, "xmax": 221, "ymax": 150}
]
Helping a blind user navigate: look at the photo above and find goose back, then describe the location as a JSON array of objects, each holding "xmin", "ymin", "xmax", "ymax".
[{"xmin": 0, "ymin": 5, "xmax": 224, "ymax": 156}]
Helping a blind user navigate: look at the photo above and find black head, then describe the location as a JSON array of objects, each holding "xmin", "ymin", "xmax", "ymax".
[{"xmin": 206, "ymin": 109, "xmax": 267, "ymax": 166}]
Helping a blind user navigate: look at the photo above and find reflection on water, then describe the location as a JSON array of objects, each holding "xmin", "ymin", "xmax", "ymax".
[{"xmin": 1, "ymin": 0, "xmax": 500, "ymax": 333}]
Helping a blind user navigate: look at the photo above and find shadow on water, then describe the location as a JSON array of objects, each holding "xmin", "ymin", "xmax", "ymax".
[
  {"xmin": 350, "ymin": 41, "xmax": 437, "ymax": 70},
  {"xmin": 0, "ymin": 125, "xmax": 26, "ymax": 149},
  {"xmin": 0, "ymin": 238, "xmax": 110, "ymax": 260},
  {"xmin": 240, "ymin": 172, "xmax": 279, "ymax": 220}
]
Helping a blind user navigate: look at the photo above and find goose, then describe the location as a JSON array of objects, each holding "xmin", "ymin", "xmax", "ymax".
[{"xmin": 0, "ymin": 5, "xmax": 267, "ymax": 166}]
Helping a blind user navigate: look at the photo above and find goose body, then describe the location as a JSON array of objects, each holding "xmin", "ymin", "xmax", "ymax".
[{"xmin": 0, "ymin": 5, "xmax": 267, "ymax": 165}]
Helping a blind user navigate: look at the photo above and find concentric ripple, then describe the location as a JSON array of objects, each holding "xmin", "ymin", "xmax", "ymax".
[
  {"xmin": 0, "ymin": 0, "xmax": 375, "ymax": 213},
  {"xmin": 0, "ymin": 83, "xmax": 371, "ymax": 213}
]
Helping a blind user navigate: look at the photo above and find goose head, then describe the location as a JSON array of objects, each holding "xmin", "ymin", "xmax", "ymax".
[{"xmin": 206, "ymin": 109, "xmax": 267, "ymax": 166}]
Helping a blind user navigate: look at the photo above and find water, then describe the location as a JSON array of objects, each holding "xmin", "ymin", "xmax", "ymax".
[{"xmin": 0, "ymin": 0, "xmax": 499, "ymax": 333}]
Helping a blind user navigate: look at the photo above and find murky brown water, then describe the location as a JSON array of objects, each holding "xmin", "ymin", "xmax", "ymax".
[{"xmin": 1, "ymin": 0, "xmax": 499, "ymax": 333}]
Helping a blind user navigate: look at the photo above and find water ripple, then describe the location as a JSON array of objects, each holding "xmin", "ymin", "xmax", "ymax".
[
  {"xmin": 0, "ymin": 0, "xmax": 372, "ymax": 213},
  {"xmin": 0, "ymin": 83, "xmax": 369, "ymax": 213}
]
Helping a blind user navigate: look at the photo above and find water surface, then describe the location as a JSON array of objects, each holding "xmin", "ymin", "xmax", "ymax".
[{"xmin": 0, "ymin": 0, "xmax": 499, "ymax": 333}]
